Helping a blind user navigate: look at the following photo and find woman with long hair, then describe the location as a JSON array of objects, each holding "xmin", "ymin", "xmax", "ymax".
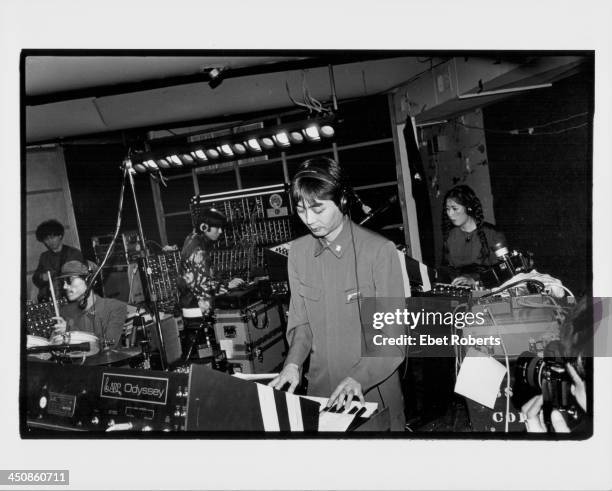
[{"xmin": 441, "ymin": 185, "xmax": 505, "ymax": 287}]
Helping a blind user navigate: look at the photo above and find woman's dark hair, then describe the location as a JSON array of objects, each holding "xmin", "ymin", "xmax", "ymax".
[
  {"xmin": 441, "ymin": 185, "xmax": 489, "ymax": 262},
  {"xmin": 290, "ymin": 157, "xmax": 348, "ymax": 211},
  {"xmin": 35, "ymin": 219, "xmax": 65, "ymax": 242}
]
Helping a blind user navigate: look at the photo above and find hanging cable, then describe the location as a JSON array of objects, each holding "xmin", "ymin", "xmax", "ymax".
[
  {"xmin": 530, "ymin": 112, "xmax": 589, "ymax": 129},
  {"xmin": 527, "ymin": 123, "xmax": 589, "ymax": 135},
  {"xmin": 454, "ymin": 112, "xmax": 590, "ymax": 136},
  {"xmin": 79, "ymin": 163, "xmax": 128, "ymax": 307}
]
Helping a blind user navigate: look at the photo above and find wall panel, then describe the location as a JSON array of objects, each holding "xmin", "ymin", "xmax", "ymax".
[{"xmin": 25, "ymin": 146, "xmax": 80, "ymax": 300}]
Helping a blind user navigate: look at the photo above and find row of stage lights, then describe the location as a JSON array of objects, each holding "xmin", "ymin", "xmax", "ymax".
[{"xmin": 131, "ymin": 119, "xmax": 336, "ymax": 173}]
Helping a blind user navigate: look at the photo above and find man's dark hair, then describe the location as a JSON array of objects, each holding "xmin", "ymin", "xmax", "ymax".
[
  {"xmin": 35, "ymin": 219, "xmax": 65, "ymax": 242},
  {"xmin": 291, "ymin": 157, "xmax": 350, "ymax": 212},
  {"xmin": 197, "ymin": 207, "xmax": 227, "ymax": 231}
]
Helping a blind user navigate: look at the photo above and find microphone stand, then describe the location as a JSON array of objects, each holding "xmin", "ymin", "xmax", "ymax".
[
  {"xmin": 123, "ymin": 159, "xmax": 168, "ymax": 370},
  {"xmin": 359, "ymin": 195, "xmax": 398, "ymax": 226}
]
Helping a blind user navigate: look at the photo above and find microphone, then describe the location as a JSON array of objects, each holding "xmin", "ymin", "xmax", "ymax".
[
  {"xmin": 359, "ymin": 195, "xmax": 398, "ymax": 225},
  {"xmin": 353, "ymin": 192, "xmax": 372, "ymax": 215}
]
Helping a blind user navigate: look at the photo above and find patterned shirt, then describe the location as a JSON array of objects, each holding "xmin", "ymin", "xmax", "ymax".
[{"xmin": 179, "ymin": 233, "xmax": 219, "ymax": 313}]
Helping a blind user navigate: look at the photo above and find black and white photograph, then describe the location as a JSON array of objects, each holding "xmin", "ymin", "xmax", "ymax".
[{"xmin": 3, "ymin": 1, "xmax": 612, "ymax": 490}]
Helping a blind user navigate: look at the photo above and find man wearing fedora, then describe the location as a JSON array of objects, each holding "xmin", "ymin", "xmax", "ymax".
[{"xmin": 52, "ymin": 260, "xmax": 127, "ymax": 349}]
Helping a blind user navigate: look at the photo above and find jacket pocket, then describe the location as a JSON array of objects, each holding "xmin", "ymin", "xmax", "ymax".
[
  {"xmin": 298, "ymin": 283, "xmax": 321, "ymax": 301},
  {"xmin": 344, "ymin": 282, "xmax": 374, "ymax": 303},
  {"xmin": 298, "ymin": 282, "xmax": 323, "ymax": 327}
]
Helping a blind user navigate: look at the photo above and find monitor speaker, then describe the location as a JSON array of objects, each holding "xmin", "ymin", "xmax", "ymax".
[{"xmin": 100, "ymin": 263, "xmax": 144, "ymax": 304}]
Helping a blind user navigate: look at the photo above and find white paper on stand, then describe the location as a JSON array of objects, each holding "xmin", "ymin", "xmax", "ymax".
[{"xmin": 454, "ymin": 348, "xmax": 507, "ymax": 409}]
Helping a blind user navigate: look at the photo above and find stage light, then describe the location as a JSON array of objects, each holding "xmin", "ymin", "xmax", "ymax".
[
  {"xmin": 273, "ymin": 131, "xmax": 290, "ymax": 147},
  {"xmin": 219, "ymin": 144, "xmax": 234, "ymax": 157},
  {"xmin": 208, "ymin": 67, "xmax": 224, "ymax": 89},
  {"xmin": 260, "ymin": 137, "xmax": 275, "ymax": 149},
  {"xmin": 303, "ymin": 125, "xmax": 321, "ymax": 141},
  {"xmin": 134, "ymin": 116, "xmax": 337, "ymax": 173},
  {"xmin": 246, "ymin": 138, "xmax": 262, "ymax": 152},
  {"xmin": 289, "ymin": 131, "xmax": 304, "ymax": 143},
  {"xmin": 180, "ymin": 153, "xmax": 195, "ymax": 165},
  {"xmin": 192, "ymin": 149, "xmax": 208, "ymax": 161},
  {"xmin": 206, "ymin": 148, "xmax": 220, "ymax": 159},
  {"xmin": 232, "ymin": 143, "xmax": 247, "ymax": 154},
  {"xmin": 320, "ymin": 125, "xmax": 335, "ymax": 138},
  {"xmin": 169, "ymin": 155, "xmax": 183, "ymax": 167}
]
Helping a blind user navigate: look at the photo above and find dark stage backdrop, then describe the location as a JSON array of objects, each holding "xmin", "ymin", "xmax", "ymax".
[
  {"xmin": 64, "ymin": 144, "xmax": 161, "ymax": 263},
  {"xmin": 483, "ymin": 70, "xmax": 593, "ymax": 296}
]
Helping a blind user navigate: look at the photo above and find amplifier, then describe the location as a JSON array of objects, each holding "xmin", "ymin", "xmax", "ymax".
[
  {"xmin": 99, "ymin": 263, "xmax": 145, "ymax": 304},
  {"xmin": 214, "ymin": 300, "xmax": 284, "ymax": 356},
  {"xmin": 92, "ymin": 231, "xmax": 142, "ymax": 266},
  {"xmin": 92, "ymin": 234, "xmax": 126, "ymax": 267},
  {"xmin": 24, "ymin": 361, "xmax": 189, "ymax": 433},
  {"xmin": 227, "ymin": 333, "xmax": 286, "ymax": 374}
]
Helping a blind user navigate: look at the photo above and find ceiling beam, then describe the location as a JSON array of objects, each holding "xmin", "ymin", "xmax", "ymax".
[{"xmin": 25, "ymin": 53, "xmax": 404, "ymax": 106}]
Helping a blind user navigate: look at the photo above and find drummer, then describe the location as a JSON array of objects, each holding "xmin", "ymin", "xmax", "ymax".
[{"xmin": 51, "ymin": 260, "xmax": 127, "ymax": 349}]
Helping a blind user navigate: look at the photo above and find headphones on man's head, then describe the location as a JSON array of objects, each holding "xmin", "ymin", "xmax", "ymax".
[
  {"xmin": 76, "ymin": 264, "xmax": 97, "ymax": 310},
  {"xmin": 293, "ymin": 158, "xmax": 351, "ymax": 214},
  {"xmin": 197, "ymin": 207, "xmax": 226, "ymax": 234}
]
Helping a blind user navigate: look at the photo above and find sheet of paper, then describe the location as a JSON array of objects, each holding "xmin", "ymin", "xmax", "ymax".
[{"xmin": 454, "ymin": 348, "xmax": 507, "ymax": 409}]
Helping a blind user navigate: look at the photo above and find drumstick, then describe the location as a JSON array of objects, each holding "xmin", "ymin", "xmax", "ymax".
[{"xmin": 47, "ymin": 270, "xmax": 60, "ymax": 317}]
